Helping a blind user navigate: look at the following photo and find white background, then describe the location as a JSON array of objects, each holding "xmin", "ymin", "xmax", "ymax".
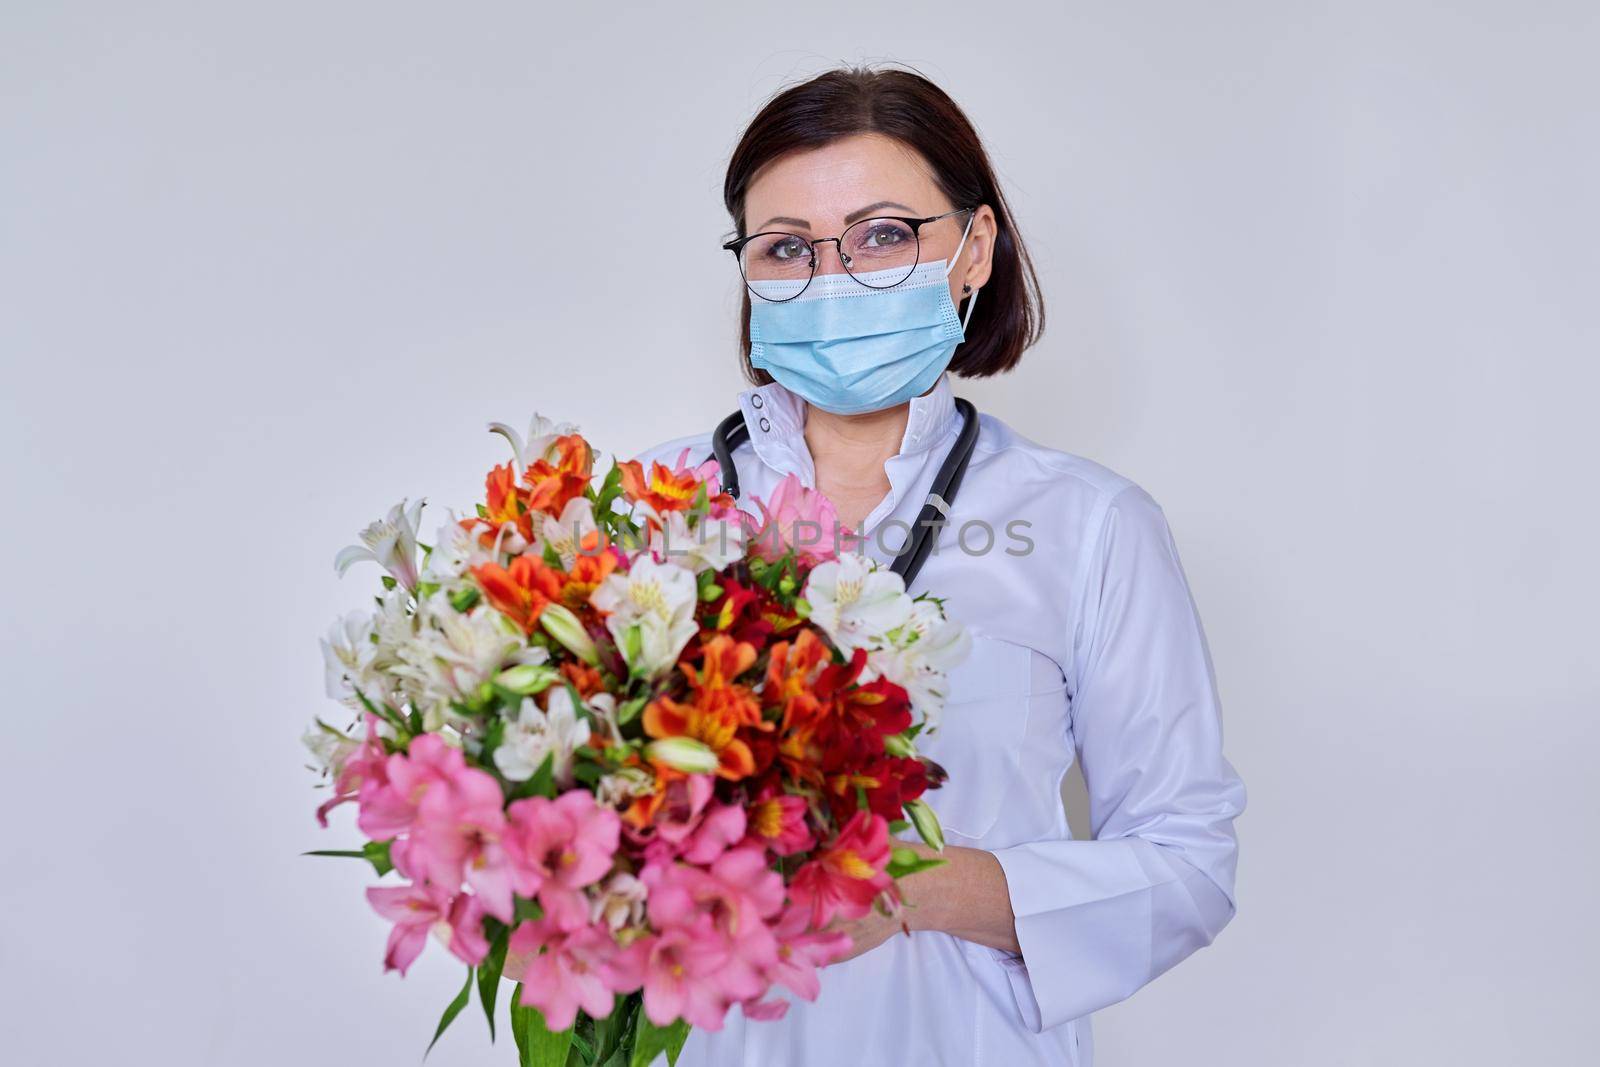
[{"xmin": 2, "ymin": 3, "xmax": 1596, "ymax": 1064}]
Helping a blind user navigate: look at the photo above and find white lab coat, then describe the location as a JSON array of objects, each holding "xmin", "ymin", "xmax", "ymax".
[{"xmin": 632, "ymin": 372, "xmax": 1248, "ymax": 1066}]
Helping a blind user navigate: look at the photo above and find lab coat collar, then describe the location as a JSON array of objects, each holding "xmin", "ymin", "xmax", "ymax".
[{"xmin": 735, "ymin": 373, "xmax": 960, "ymax": 485}]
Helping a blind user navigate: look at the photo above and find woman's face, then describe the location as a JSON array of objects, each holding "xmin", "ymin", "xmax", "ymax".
[{"xmin": 742, "ymin": 132, "xmax": 995, "ymax": 307}]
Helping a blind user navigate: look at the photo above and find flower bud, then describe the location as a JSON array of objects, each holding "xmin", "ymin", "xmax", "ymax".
[
  {"xmin": 883, "ymin": 733, "xmax": 916, "ymax": 758},
  {"xmin": 494, "ymin": 664, "xmax": 559, "ymax": 695},
  {"xmin": 644, "ymin": 737, "xmax": 720, "ymax": 775},
  {"xmin": 903, "ymin": 798, "xmax": 945, "ymax": 853},
  {"xmin": 539, "ymin": 604, "xmax": 599, "ymax": 664}
]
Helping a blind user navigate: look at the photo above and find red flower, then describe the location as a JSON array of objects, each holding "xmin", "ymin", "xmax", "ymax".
[
  {"xmin": 788, "ymin": 811, "xmax": 895, "ymax": 928},
  {"xmin": 823, "ymin": 754, "xmax": 928, "ymax": 825}
]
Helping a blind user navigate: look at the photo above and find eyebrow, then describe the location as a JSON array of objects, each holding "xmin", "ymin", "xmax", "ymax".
[{"xmin": 754, "ymin": 200, "xmax": 918, "ymax": 232}]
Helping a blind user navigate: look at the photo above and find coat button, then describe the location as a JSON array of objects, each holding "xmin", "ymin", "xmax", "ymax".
[
  {"xmin": 751, "ymin": 394, "xmax": 764, "ymax": 409},
  {"xmin": 758, "ymin": 417, "xmax": 771, "ymax": 432}
]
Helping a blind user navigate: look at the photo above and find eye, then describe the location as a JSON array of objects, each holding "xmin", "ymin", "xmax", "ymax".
[
  {"xmin": 758, "ymin": 234, "xmax": 811, "ymax": 262},
  {"xmin": 847, "ymin": 219, "xmax": 916, "ymax": 256}
]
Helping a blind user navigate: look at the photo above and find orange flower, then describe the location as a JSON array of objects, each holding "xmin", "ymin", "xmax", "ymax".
[
  {"xmin": 523, "ymin": 433, "xmax": 592, "ymax": 515},
  {"xmin": 619, "ymin": 459, "xmax": 704, "ymax": 515},
  {"xmin": 560, "ymin": 660, "xmax": 605, "ymax": 700},
  {"xmin": 642, "ymin": 694, "xmax": 756, "ymax": 781},
  {"xmin": 476, "ymin": 462, "xmax": 532, "ymax": 543},
  {"xmin": 558, "ymin": 536, "xmax": 618, "ymax": 611},
  {"xmin": 471, "ymin": 555, "xmax": 564, "ymax": 634},
  {"xmin": 678, "ymin": 635, "xmax": 764, "ymax": 730},
  {"xmin": 763, "ymin": 628, "xmax": 831, "ymax": 726},
  {"xmin": 777, "ymin": 721, "xmax": 825, "ymax": 788}
]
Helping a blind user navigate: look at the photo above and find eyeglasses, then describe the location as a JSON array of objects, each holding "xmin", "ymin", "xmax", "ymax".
[{"xmin": 722, "ymin": 206, "xmax": 977, "ymax": 302}]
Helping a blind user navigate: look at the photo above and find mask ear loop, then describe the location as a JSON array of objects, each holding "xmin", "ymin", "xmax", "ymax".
[
  {"xmin": 960, "ymin": 284, "xmax": 980, "ymax": 333},
  {"xmin": 941, "ymin": 209, "xmax": 978, "ymax": 281},
  {"xmin": 942, "ymin": 208, "xmax": 980, "ymax": 334}
]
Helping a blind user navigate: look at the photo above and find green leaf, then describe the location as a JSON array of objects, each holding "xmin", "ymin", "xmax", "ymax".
[
  {"xmin": 616, "ymin": 695, "xmax": 648, "ymax": 725},
  {"xmin": 631, "ymin": 1013, "xmax": 692, "ymax": 1067},
  {"xmin": 362, "ymin": 839, "xmax": 394, "ymax": 876},
  {"xmin": 886, "ymin": 847, "xmax": 948, "ymax": 880},
  {"xmin": 505, "ymin": 751, "xmax": 557, "ymax": 801},
  {"xmin": 300, "ymin": 841, "xmax": 393, "ymax": 875},
  {"xmin": 426, "ymin": 966, "xmax": 474, "ymax": 1058},
  {"xmin": 477, "ymin": 924, "xmax": 510, "ymax": 1043},
  {"xmin": 381, "ymin": 574, "xmax": 398, "ymax": 590},
  {"xmin": 353, "ymin": 688, "xmax": 411, "ymax": 740},
  {"xmin": 527, "ymin": 750, "xmax": 557, "ymax": 798},
  {"xmin": 511, "ymin": 984, "xmax": 576, "ymax": 1067},
  {"xmin": 450, "ymin": 585, "xmax": 482, "ymax": 612}
]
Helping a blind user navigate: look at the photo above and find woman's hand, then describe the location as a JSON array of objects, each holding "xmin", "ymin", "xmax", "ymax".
[
  {"xmin": 825, "ymin": 901, "xmax": 911, "ymax": 963},
  {"xmin": 823, "ymin": 841, "xmax": 1023, "ymax": 965}
]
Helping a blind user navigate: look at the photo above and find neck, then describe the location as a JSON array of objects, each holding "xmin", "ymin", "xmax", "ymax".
[{"xmin": 802, "ymin": 403, "xmax": 907, "ymax": 529}]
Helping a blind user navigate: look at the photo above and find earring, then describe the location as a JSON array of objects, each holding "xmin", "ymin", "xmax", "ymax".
[{"xmin": 962, "ymin": 284, "xmax": 972, "ymax": 294}]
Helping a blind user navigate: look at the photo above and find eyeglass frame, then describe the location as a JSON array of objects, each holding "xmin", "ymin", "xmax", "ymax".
[{"xmin": 721, "ymin": 205, "xmax": 978, "ymax": 302}]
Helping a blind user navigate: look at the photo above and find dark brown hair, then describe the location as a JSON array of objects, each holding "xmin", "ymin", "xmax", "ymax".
[{"xmin": 723, "ymin": 65, "xmax": 1044, "ymax": 384}]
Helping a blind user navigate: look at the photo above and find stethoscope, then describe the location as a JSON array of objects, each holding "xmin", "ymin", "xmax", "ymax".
[{"xmin": 709, "ymin": 396, "xmax": 981, "ymax": 589}]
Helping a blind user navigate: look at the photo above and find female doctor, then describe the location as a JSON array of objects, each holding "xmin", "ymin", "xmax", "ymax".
[{"xmin": 635, "ymin": 66, "xmax": 1249, "ymax": 1066}]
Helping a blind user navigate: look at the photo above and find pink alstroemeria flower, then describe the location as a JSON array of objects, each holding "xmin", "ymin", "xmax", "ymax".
[
  {"xmin": 742, "ymin": 473, "xmax": 853, "ymax": 563},
  {"xmin": 765, "ymin": 902, "xmax": 853, "ymax": 1002},
  {"xmin": 739, "ymin": 995, "xmax": 791, "ymax": 1021},
  {"xmin": 638, "ymin": 773, "xmax": 716, "ymax": 865},
  {"xmin": 509, "ymin": 918, "xmax": 629, "ymax": 1031},
  {"xmin": 677, "ymin": 802, "xmax": 747, "ymax": 866},
  {"xmin": 316, "ymin": 714, "xmax": 389, "ymax": 827},
  {"xmin": 786, "ymin": 810, "xmax": 894, "ymax": 928},
  {"xmin": 641, "ymin": 848, "xmax": 783, "ymax": 1009},
  {"xmin": 406, "ymin": 762, "xmax": 515, "ymax": 921},
  {"xmin": 643, "ymin": 847, "xmax": 784, "ymax": 938},
  {"xmin": 629, "ymin": 924, "xmax": 739, "ymax": 1030},
  {"xmin": 505, "ymin": 790, "xmax": 621, "ymax": 930},
  {"xmin": 365, "ymin": 882, "xmax": 488, "ymax": 975},
  {"xmin": 743, "ymin": 791, "xmax": 814, "ymax": 857},
  {"xmin": 357, "ymin": 734, "xmax": 465, "ymax": 841}
]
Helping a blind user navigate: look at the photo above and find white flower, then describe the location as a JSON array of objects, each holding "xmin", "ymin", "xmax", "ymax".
[
  {"xmin": 532, "ymin": 497, "xmax": 600, "ymax": 571},
  {"xmin": 589, "ymin": 557, "xmax": 698, "ymax": 679},
  {"xmin": 493, "ymin": 688, "xmax": 592, "ymax": 784},
  {"xmin": 863, "ymin": 599, "xmax": 972, "ymax": 732},
  {"xmin": 335, "ymin": 498, "xmax": 426, "ymax": 591},
  {"xmin": 649, "ymin": 509, "xmax": 744, "ymax": 573},
  {"xmin": 488, "ymin": 412, "xmax": 580, "ymax": 472},
  {"xmin": 589, "ymin": 872, "xmax": 648, "ymax": 931},
  {"xmin": 320, "ymin": 610, "xmax": 382, "ymax": 705},
  {"xmin": 423, "ymin": 513, "xmax": 496, "ymax": 585},
  {"xmin": 301, "ymin": 721, "xmax": 359, "ymax": 776},
  {"xmin": 803, "ymin": 553, "xmax": 915, "ymax": 652},
  {"xmin": 391, "ymin": 593, "xmax": 531, "ymax": 710}
]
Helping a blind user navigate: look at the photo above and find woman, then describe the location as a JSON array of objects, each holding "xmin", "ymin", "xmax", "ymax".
[{"xmin": 635, "ymin": 66, "xmax": 1248, "ymax": 1066}]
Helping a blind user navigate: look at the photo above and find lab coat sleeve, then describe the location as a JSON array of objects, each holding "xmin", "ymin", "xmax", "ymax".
[{"xmin": 990, "ymin": 483, "xmax": 1249, "ymax": 1033}]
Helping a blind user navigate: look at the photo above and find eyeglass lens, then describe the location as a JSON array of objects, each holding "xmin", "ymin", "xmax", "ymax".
[{"xmin": 739, "ymin": 217, "xmax": 923, "ymax": 300}]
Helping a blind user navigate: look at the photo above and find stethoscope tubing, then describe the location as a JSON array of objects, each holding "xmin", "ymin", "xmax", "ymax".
[{"xmin": 708, "ymin": 397, "xmax": 980, "ymax": 590}]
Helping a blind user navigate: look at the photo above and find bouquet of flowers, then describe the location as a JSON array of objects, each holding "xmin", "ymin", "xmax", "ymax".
[{"xmin": 303, "ymin": 415, "xmax": 970, "ymax": 1066}]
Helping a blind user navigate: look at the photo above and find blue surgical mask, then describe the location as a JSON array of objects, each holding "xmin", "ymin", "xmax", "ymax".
[{"xmin": 747, "ymin": 214, "xmax": 979, "ymax": 416}]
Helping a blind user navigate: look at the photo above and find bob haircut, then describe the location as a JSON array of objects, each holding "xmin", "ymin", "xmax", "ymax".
[{"xmin": 722, "ymin": 65, "xmax": 1044, "ymax": 385}]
